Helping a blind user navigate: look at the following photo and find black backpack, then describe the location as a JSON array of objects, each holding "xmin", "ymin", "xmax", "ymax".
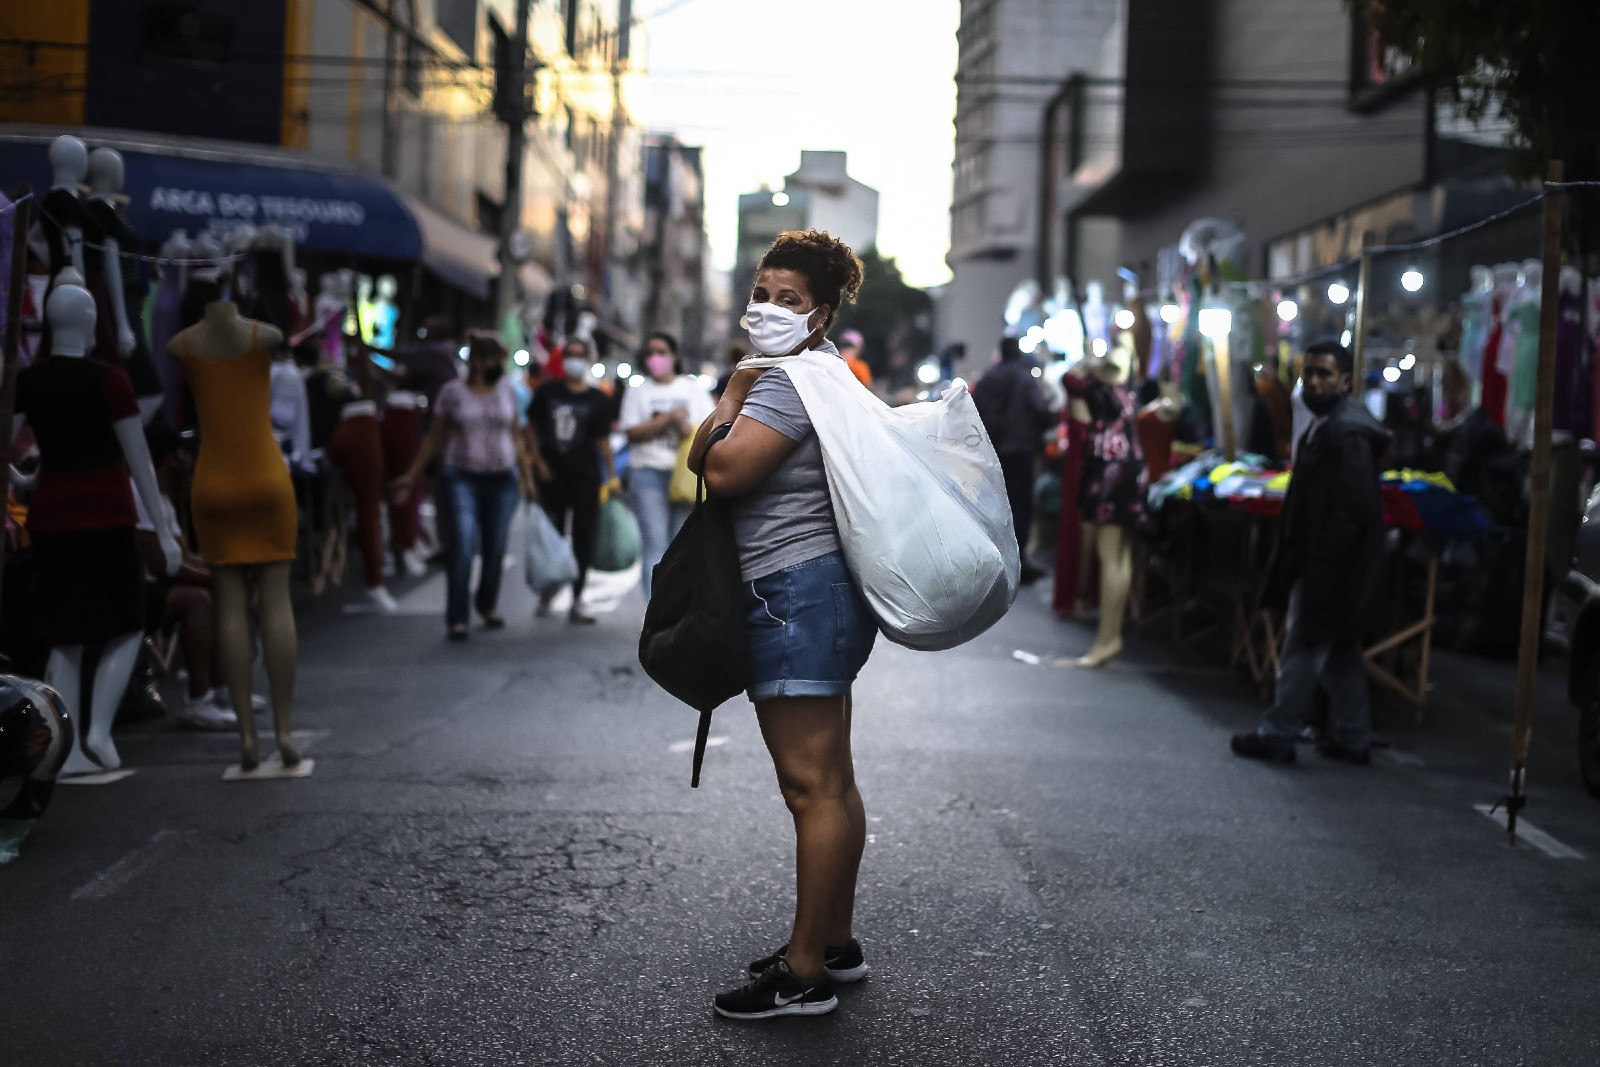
[{"xmin": 638, "ymin": 424, "xmax": 751, "ymax": 786}]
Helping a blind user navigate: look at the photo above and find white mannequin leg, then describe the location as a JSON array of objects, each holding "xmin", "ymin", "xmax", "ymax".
[
  {"xmin": 51, "ymin": 633, "xmax": 141, "ymax": 773},
  {"xmin": 46, "ymin": 646, "xmax": 92, "ymax": 776}
]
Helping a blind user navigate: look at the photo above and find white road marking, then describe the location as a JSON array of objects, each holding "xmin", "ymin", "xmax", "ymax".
[
  {"xmin": 71, "ymin": 829, "xmax": 184, "ymax": 900},
  {"xmin": 669, "ymin": 736, "xmax": 727, "ymax": 754},
  {"xmin": 1473, "ymin": 804, "xmax": 1585, "ymax": 860},
  {"xmin": 57, "ymin": 769, "xmax": 137, "ymax": 786},
  {"xmin": 1380, "ymin": 749, "xmax": 1425, "ymax": 767}
]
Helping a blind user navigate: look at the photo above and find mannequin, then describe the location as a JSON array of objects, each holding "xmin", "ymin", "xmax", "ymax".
[
  {"xmin": 244, "ymin": 225, "xmax": 295, "ymax": 337},
  {"xmin": 288, "ymin": 267, "xmax": 312, "ymax": 343},
  {"xmin": 1081, "ymin": 281, "xmax": 1109, "ymax": 345},
  {"xmin": 0, "ymin": 675, "xmax": 73, "ymax": 863},
  {"xmin": 1137, "ymin": 383, "xmax": 1184, "ymax": 480},
  {"xmin": 168, "ymin": 286, "xmax": 303, "ymax": 774},
  {"xmin": 15, "ymin": 271, "xmax": 180, "ymax": 776},
  {"xmin": 1063, "ymin": 345, "xmax": 1146, "ymax": 667},
  {"xmin": 355, "ymin": 273, "xmax": 376, "ymax": 346},
  {"xmin": 1503, "ymin": 260, "xmax": 1543, "ymax": 445},
  {"xmin": 152, "ymin": 231, "xmax": 192, "ymax": 426},
  {"xmin": 315, "ymin": 273, "xmax": 347, "ymax": 369},
  {"xmin": 1555, "ymin": 266, "xmax": 1584, "ymax": 434},
  {"xmin": 1459, "ymin": 265, "xmax": 1494, "ymax": 383},
  {"xmin": 39, "ymin": 136, "xmax": 89, "ymax": 283},
  {"xmin": 372, "ymin": 275, "xmax": 400, "ymax": 351},
  {"xmin": 1479, "ymin": 262, "xmax": 1520, "ymax": 429},
  {"xmin": 84, "ymin": 148, "xmax": 164, "ymax": 422}
]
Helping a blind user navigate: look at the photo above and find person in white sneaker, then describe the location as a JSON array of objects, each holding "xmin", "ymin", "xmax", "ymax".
[{"xmin": 133, "ymin": 427, "xmax": 249, "ymax": 730}]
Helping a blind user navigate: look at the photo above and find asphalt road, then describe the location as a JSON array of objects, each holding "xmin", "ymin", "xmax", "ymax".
[{"xmin": 3, "ymin": 560, "xmax": 1598, "ymax": 1067}]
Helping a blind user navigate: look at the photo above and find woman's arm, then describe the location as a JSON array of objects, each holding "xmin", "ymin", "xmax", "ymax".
[
  {"xmin": 688, "ymin": 367, "xmax": 762, "ymax": 474},
  {"xmin": 391, "ymin": 414, "xmax": 453, "ymax": 499},
  {"xmin": 701, "ymin": 417, "xmax": 801, "ymax": 498}
]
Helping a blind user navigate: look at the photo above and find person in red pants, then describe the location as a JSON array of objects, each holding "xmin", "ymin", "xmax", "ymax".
[
  {"xmin": 382, "ymin": 392, "xmax": 426, "ymax": 577},
  {"xmin": 330, "ymin": 399, "xmax": 397, "ymax": 613}
]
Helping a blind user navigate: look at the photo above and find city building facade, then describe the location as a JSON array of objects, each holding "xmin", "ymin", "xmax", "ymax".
[
  {"xmin": 731, "ymin": 150, "xmax": 878, "ymax": 333},
  {"xmin": 0, "ymin": 0, "xmax": 661, "ymax": 346}
]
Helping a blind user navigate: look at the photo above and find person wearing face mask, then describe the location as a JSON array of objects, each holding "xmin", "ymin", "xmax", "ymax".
[
  {"xmin": 527, "ymin": 338, "xmax": 618, "ymax": 624},
  {"xmin": 618, "ymin": 332, "xmax": 714, "ymax": 600},
  {"xmin": 684, "ymin": 230, "xmax": 875, "ymax": 1022},
  {"xmin": 1233, "ymin": 340, "xmax": 1391, "ymax": 766},
  {"xmin": 392, "ymin": 333, "xmax": 534, "ymax": 641}
]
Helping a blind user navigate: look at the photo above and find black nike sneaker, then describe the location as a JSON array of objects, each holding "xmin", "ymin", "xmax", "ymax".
[
  {"xmin": 748, "ymin": 938, "xmax": 870, "ymax": 984},
  {"xmin": 714, "ymin": 959, "xmax": 838, "ymax": 1020}
]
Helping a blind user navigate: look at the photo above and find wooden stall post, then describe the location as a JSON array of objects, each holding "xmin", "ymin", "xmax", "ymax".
[{"xmin": 1505, "ymin": 162, "xmax": 1565, "ymax": 843}]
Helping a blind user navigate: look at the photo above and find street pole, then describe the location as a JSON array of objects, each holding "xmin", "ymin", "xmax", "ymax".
[
  {"xmin": 0, "ymin": 186, "xmax": 32, "ymax": 615},
  {"xmin": 1505, "ymin": 160, "xmax": 1566, "ymax": 843},
  {"xmin": 1350, "ymin": 248, "xmax": 1373, "ymax": 395},
  {"xmin": 496, "ymin": 0, "xmax": 533, "ymax": 333}
]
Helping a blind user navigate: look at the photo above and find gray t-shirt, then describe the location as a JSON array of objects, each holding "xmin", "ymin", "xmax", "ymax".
[{"xmin": 731, "ymin": 367, "xmax": 841, "ymax": 581}]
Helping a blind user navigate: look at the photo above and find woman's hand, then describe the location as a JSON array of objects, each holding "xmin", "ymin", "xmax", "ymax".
[
  {"xmin": 722, "ymin": 367, "xmax": 767, "ymax": 406},
  {"xmin": 519, "ymin": 471, "xmax": 539, "ymax": 502},
  {"xmin": 388, "ymin": 470, "xmax": 418, "ymax": 504}
]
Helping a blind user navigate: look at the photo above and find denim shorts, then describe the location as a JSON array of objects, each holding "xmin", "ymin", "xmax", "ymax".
[{"xmin": 744, "ymin": 552, "xmax": 878, "ymax": 702}]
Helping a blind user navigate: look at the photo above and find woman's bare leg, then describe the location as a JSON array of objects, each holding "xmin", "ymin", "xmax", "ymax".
[{"xmin": 756, "ymin": 693, "xmax": 862, "ymax": 980}]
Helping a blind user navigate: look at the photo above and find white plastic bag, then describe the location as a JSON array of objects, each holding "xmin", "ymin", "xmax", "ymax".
[
  {"xmin": 522, "ymin": 503, "xmax": 579, "ymax": 593},
  {"xmin": 742, "ymin": 349, "xmax": 1020, "ymax": 651}
]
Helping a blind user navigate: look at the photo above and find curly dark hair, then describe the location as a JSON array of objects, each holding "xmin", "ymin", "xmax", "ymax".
[{"xmin": 757, "ymin": 229, "xmax": 865, "ymax": 329}]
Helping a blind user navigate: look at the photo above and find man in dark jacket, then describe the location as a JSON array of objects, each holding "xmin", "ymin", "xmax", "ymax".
[
  {"xmin": 1232, "ymin": 341, "xmax": 1391, "ymax": 765},
  {"xmin": 974, "ymin": 336, "xmax": 1052, "ymax": 584}
]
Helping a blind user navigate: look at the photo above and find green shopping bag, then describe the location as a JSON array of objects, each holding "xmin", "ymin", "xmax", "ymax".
[{"xmin": 593, "ymin": 494, "xmax": 642, "ymax": 572}]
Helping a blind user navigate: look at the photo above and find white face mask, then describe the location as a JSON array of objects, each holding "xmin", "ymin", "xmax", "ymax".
[
  {"xmin": 563, "ymin": 356, "xmax": 590, "ymax": 380},
  {"xmin": 743, "ymin": 302, "xmax": 819, "ymax": 356}
]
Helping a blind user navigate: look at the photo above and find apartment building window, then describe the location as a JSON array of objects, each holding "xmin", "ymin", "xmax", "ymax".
[
  {"xmin": 140, "ymin": 3, "xmax": 234, "ymax": 67},
  {"xmin": 1349, "ymin": 8, "xmax": 1420, "ymax": 113},
  {"xmin": 437, "ymin": 0, "xmax": 477, "ymax": 56}
]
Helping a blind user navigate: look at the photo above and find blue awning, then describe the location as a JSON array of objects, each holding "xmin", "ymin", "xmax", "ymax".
[{"xmin": 0, "ymin": 134, "xmax": 424, "ymax": 261}]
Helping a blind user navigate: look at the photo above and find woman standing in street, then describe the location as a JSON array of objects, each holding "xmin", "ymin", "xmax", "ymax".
[
  {"xmin": 687, "ymin": 230, "xmax": 874, "ymax": 1021},
  {"xmin": 392, "ymin": 333, "xmax": 533, "ymax": 641},
  {"xmin": 618, "ymin": 331, "xmax": 714, "ymax": 600},
  {"xmin": 527, "ymin": 338, "xmax": 617, "ymax": 625}
]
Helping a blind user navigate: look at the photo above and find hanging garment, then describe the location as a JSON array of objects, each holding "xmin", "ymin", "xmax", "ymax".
[
  {"xmin": 1064, "ymin": 374, "xmax": 1147, "ymax": 529},
  {"xmin": 148, "ymin": 272, "xmax": 185, "ymax": 428},
  {"xmin": 1479, "ymin": 292, "xmax": 1510, "ymax": 429},
  {"xmin": 1459, "ymin": 291, "xmax": 1491, "ymax": 381},
  {"xmin": 81, "ymin": 200, "xmax": 163, "ymax": 404},
  {"xmin": 1506, "ymin": 297, "xmax": 1542, "ymax": 440},
  {"xmin": 15, "ymin": 356, "xmax": 145, "ymax": 644}
]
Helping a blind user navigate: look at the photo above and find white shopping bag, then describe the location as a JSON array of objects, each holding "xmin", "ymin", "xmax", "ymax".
[
  {"xmin": 742, "ymin": 348, "xmax": 1020, "ymax": 650},
  {"xmin": 522, "ymin": 503, "xmax": 579, "ymax": 594}
]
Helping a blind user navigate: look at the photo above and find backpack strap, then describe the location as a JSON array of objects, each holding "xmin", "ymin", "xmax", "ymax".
[{"xmin": 691, "ymin": 707, "xmax": 713, "ymax": 788}]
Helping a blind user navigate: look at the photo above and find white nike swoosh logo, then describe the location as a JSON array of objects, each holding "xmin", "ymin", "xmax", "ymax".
[{"xmin": 773, "ymin": 989, "xmax": 811, "ymax": 1006}]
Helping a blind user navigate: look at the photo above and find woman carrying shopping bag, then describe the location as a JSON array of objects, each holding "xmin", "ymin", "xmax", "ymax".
[
  {"xmin": 391, "ymin": 333, "xmax": 536, "ymax": 641},
  {"xmin": 685, "ymin": 230, "xmax": 875, "ymax": 1021},
  {"xmin": 618, "ymin": 331, "xmax": 714, "ymax": 600},
  {"xmin": 527, "ymin": 338, "xmax": 617, "ymax": 625}
]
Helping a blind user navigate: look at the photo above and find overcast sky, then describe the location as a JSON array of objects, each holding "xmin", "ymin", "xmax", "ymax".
[{"xmin": 636, "ymin": 0, "xmax": 960, "ymax": 289}]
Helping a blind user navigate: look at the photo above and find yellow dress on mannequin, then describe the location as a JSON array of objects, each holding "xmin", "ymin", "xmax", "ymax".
[{"xmin": 178, "ymin": 323, "xmax": 298, "ymax": 564}]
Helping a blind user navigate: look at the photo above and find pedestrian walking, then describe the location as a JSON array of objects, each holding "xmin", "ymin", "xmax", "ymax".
[
  {"xmin": 837, "ymin": 328, "xmax": 873, "ymax": 389},
  {"xmin": 1231, "ymin": 340, "xmax": 1391, "ymax": 765},
  {"xmin": 527, "ymin": 338, "xmax": 617, "ymax": 625},
  {"xmin": 618, "ymin": 332, "xmax": 714, "ymax": 600},
  {"xmin": 391, "ymin": 333, "xmax": 535, "ymax": 641},
  {"xmin": 687, "ymin": 229, "xmax": 874, "ymax": 1021},
  {"xmin": 972, "ymin": 335, "xmax": 1052, "ymax": 584}
]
